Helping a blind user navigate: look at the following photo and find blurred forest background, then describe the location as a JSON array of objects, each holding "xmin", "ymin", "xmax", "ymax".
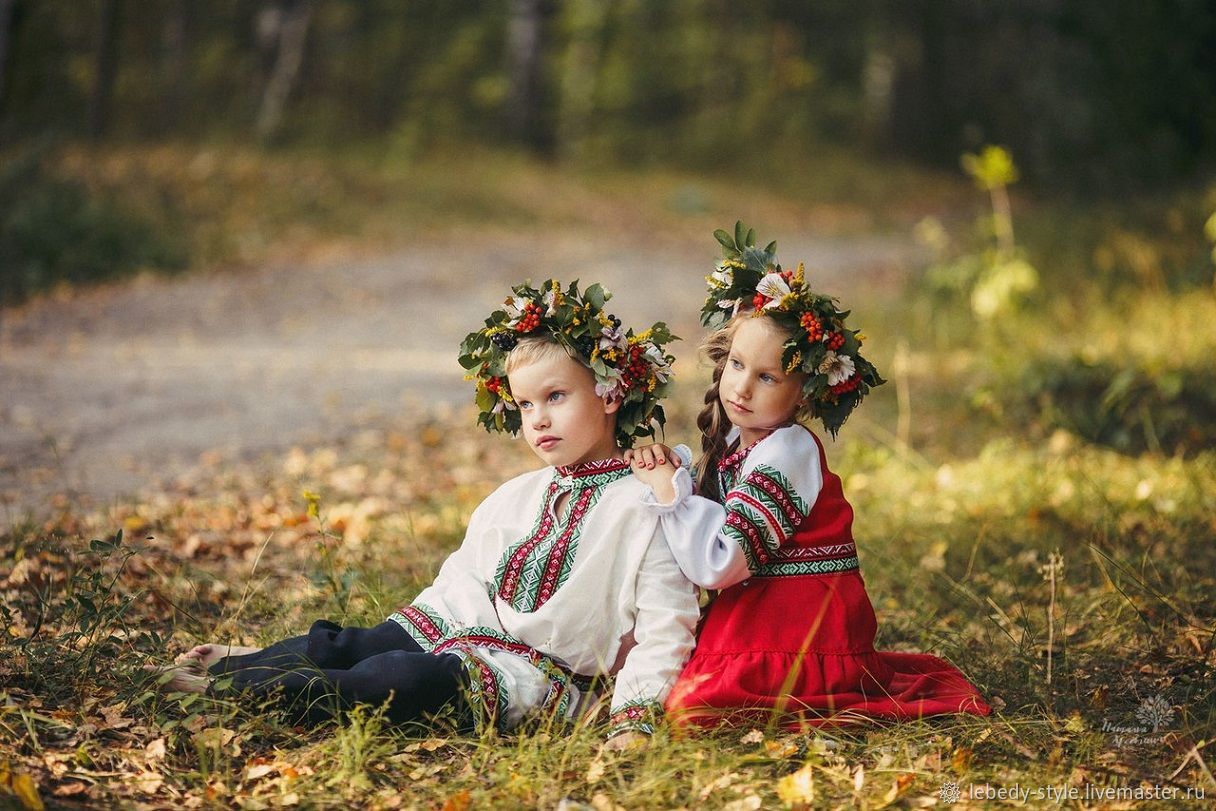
[
  {"xmin": 2, "ymin": 3, "xmax": 1216, "ymax": 807},
  {"xmin": 2, "ymin": 0, "xmax": 1216, "ymax": 297}
]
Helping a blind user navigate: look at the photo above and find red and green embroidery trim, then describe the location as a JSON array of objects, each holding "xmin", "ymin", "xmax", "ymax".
[
  {"xmin": 607, "ymin": 697, "xmax": 662, "ymax": 737},
  {"xmin": 723, "ymin": 464, "xmax": 808, "ymax": 572},
  {"xmin": 435, "ymin": 626, "xmax": 590, "ymax": 729},
  {"xmin": 494, "ymin": 460, "xmax": 631, "ymax": 613},
  {"xmin": 387, "ymin": 603, "xmax": 451, "ymax": 652},
  {"xmin": 449, "ymin": 649, "xmax": 509, "ymax": 734},
  {"xmin": 752, "ymin": 541, "xmax": 860, "ymax": 578}
]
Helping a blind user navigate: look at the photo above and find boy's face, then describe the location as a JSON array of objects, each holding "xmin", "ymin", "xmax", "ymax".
[{"xmin": 508, "ymin": 353, "xmax": 622, "ymax": 468}]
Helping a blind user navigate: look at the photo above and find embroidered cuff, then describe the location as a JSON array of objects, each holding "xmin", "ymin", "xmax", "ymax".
[
  {"xmin": 640, "ymin": 466, "xmax": 694, "ymax": 513},
  {"xmin": 606, "ymin": 698, "xmax": 663, "ymax": 738}
]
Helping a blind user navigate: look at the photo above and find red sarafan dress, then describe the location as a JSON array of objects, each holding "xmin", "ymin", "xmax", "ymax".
[{"xmin": 664, "ymin": 424, "xmax": 990, "ymax": 728}]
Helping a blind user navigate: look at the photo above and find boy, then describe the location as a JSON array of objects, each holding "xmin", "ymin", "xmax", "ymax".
[{"xmin": 163, "ymin": 280, "xmax": 700, "ymax": 748}]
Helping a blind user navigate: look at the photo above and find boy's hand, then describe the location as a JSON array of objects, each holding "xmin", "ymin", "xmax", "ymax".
[{"xmin": 602, "ymin": 730, "xmax": 649, "ymax": 753}]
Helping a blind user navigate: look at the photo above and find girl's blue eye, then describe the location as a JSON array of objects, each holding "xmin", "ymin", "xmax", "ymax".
[
  {"xmin": 760, "ymin": 373, "xmax": 776, "ymax": 383},
  {"xmin": 519, "ymin": 400, "xmax": 531, "ymax": 409},
  {"xmin": 729, "ymin": 358, "xmax": 743, "ymax": 369},
  {"xmin": 549, "ymin": 391, "xmax": 564, "ymax": 402}
]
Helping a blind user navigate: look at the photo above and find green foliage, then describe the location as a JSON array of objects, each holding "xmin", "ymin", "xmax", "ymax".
[
  {"xmin": 1015, "ymin": 356, "xmax": 1216, "ymax": 456},
  {"xmin": 917, "ymin": 146, "xmax": 1039, "ymax": 322},
  {"xmin": 0, "ymin": 145, "xmax": 186, "ymax": 305}
]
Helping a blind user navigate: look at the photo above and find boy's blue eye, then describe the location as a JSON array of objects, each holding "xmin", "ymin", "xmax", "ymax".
[
  {"xmin": 729, "ymin": 358, "xmax": 743, "ymax": 369},
  {"xmin": 519, "ymin": 400, "xmax": 532, "ymax": 409},
  {"xmin": 548, "ymin": 391, "xmax": 564, "ymax": 402},
  {"xmin": 760, "ymin": 373, "xmax": 776, "ymax": 383}
]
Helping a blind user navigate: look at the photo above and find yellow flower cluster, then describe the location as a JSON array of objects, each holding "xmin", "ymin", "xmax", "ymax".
[{"xmin": 785, "ymin": 350, "xmax": 802, "ymax": 373}]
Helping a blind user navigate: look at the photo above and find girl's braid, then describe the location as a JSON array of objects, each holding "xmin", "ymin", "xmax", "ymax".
[{"xmin": 694, "ymin": 323, "xmax": 739, "ymax": 502}]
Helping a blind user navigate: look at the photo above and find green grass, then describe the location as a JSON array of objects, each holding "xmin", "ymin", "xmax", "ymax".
[
  {"xmin": 3, "ymin": 145, "xmax": 1215, "ymax": 807},
  {"xmin": 2, "ymin": 366, "xmax": 1213, "ymax": 807}
]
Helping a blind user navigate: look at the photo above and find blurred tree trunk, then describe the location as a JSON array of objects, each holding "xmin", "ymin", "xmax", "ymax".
[
  {"xmin": 255, "ymin": 0, "xmax": 313, "ymax": 143},
  {"xmin": 0, "ymin": 0, "xmax": 15, "ymax": 111},
  {"xmin": 556, "ymin": 0, "xmax": 610, "ymax": 161},
  {"xmin": 161, "ymin": 0, "xmax": 190, "ymax": 133},
  {"xmin": 89, "ymin": 0, "xmax": 121, "ymax": 139},
  {"xmin": 505, "ymin": 0, "xmax": 548, "ymax": 151},
  {"xmin": 860, "ymin": 33, "xmax": 894, "ymax": 147}
]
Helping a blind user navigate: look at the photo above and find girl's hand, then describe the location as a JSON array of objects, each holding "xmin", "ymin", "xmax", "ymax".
[
  {"xmin": 629, "ymin": 453, "xmax": 677, "ymax": 505},
  {"xmin": 623, "ymin": 443, "xmax": 680, "ymax": 470}
]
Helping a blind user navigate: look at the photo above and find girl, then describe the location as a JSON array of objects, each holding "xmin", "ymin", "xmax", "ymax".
[{"xmin": 629, "ymin": 225, "xmax": 991, "ymax": 728}]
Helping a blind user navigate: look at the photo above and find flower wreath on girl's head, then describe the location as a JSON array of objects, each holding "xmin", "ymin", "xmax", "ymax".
[
  {"xmin": 459, "ymin": 279, "xmax": 677, "ymax": 448},
  {"xmin": 702, "ymin": 222, "xmax": 886, "ymax": 437}
]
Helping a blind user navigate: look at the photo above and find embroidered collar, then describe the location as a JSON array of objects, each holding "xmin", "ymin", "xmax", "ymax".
[
  {"xmin": 717, "ymin": 433, "xmax": 770, "ymax": 474},
  {"xmin": 554, "ymin": 457, "xmax": 631, "ymax": 489}
]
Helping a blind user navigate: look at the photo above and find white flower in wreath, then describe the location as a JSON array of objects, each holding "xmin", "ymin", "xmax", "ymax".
[
  {"xmin": 644, "ymin": 344, "xmax": 672, "ymax": 382},
  {"xmin": 543, "ymin": 288, "xmax": 559, "ymax": 316},
  {"xmin": 502, "ymin": 296, "xmax": 525, "ymax": 329},
  {"xmin": 817, "ymin": 351, "xmax": 856, "ymax": 386},
  {"xmin": 755, "ymin": 272, "xmax": 792, "ymax": 309},
  {"xmin": 599, "ymin": 325, "xmax": 627, "ymax": 351},
  {"xmin": 709, "ymin": 263, "xmax": 733, "ymax": 288},
  {"xmin": 595, "ymin": 377, "xmax": 626, "ymax": 403},
  {"xmin": 491, "ymin": 397, "xmax": 517, "ymax": 415}
]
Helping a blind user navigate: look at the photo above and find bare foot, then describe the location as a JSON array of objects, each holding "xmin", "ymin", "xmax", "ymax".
[
  {"xmin": 145, "ymin": 658, "xmax": 210, "ymax": 694},
  {"xmin": 179, "ymin": 643, "xmax": 262, "ymax": 669}
]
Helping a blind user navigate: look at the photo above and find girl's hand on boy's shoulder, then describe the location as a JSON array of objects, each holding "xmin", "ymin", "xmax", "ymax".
[
  {"xmin": 627, "ymin": 447, "xmax": 678, "ymax": 506},
  {"xmin": 623, "ymin": 443, "xmax": 680, "ymax": 469}
]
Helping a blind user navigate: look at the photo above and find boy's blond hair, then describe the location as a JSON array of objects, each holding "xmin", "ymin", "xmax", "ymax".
[{"xmin": 505, "ymin": 336, "xmax": 584, "ymax": 376}]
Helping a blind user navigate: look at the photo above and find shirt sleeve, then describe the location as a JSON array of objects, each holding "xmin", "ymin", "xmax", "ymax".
[
  {"xmin": 606, "ymin": 527, "xmax": 700, "ymax": 738},
  {"xmin": 643, "ymin": 465, "xmax": 751, "ymax": 590},
  {"xmin": 720, "ymin": 426, "xmax": 823, "ymax": 574},
  {"xmin": 389, "ymin": 497, "xmax": 504, "ymax": 650}
]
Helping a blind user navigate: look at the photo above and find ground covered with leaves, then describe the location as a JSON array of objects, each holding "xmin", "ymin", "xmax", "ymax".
[
  {"xmin": 3, "ymin": 144, "xmax": 1216, "ymax": 808},
  {"xmin": 2, "ymin": 379, "xmax": 1214, "ymax": 808}
]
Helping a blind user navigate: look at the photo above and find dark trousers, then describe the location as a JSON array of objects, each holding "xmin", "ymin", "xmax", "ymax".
[{"xmin": 208, "ymin": 619, "xmax": 471, "ymax": 728}]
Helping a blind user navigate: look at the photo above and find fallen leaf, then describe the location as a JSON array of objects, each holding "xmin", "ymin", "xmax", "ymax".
[
  {"xmin": 586, "ymin": 758, "xmax": 606, "ymax": 783},
  {"xmin": 245, "ymin": 763, "xmax": 276, "ymax": 781},
  {"xmin": 722, "ymin": 797, "xmax": 762, "ymax": 811},
  {"xmin": 11, "ymin": 771, "xmax": 45, "ymax": 811},
  {"xmin": 883, "ymin": 774, "xmax": 916, "ymax": 805},
  {"xmin": 764, "ymin": 739, "xmax": 799, "ymax": 759},
  {"xmin": 52, "ymin": 782, "xmax": 88, "ymax": 798},
  {"xmin": 133, "ymin": 772, "xmax": 163, "ymax": 795},
  {"xmin": 776, "ymin": 763, "xmax": 815, "ymax": 808},
  {"xmin": 194, "ymin": 727, "xmax": 237, "ymax": 749},
  {"xmin": 441, "ymin": 790, "xmax": 471, "ymax": 811},
  {"xmin": 144, "ymin": 737, "xmax": 167, "ymax": 762}
]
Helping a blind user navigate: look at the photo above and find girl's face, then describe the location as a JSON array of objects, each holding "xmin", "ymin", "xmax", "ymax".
[{"xmin": 719, "ymin": 316, "xmax": 805, "ymax": 445}]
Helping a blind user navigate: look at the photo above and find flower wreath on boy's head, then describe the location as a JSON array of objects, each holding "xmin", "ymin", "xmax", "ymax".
[
  {"xmin": 702, "ymin": 221, "xmax": 886, "ymax": 437},
  {"xmin": 459, "ymin": 279, "xmax": 678, "ymax": 449}
]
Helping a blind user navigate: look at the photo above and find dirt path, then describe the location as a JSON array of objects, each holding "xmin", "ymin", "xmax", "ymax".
[{"xmin": 0, "ymin": 229, "xmax": 919, "ymax": 527}]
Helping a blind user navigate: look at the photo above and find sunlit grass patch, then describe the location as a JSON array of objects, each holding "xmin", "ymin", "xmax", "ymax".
[{"xmin": 3, "ymin": 389, "xmax": 1213, "ymax": 807}]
